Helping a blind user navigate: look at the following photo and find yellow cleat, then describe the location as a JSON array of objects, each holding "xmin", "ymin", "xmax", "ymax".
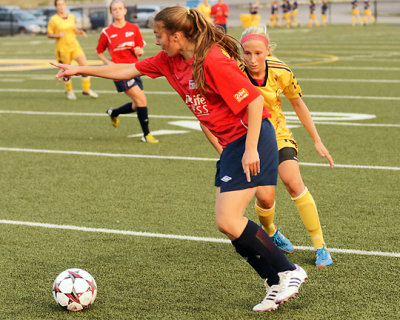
[
  {"xmin": 106, "ymin": 108, "xmax": 119, "ymax": 128},
  {"xmin": 141, "ymin": 133, "xmax": 159, "ymax": 143}
]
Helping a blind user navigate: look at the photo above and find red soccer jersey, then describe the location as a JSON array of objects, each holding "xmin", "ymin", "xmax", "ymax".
[
  {"xmin": 136, "ymin": 46, "xmax": 270, "ymax": 148},
  {"xmin": 211, "ymin": 3, "xmax": 229, "ymax": 25},
  {"xmin": 96, "ymin": 22, "xmax": 144, "ymax": 64}
]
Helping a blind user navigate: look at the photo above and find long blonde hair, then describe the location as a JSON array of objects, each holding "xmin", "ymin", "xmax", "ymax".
[{"xmin": 155, "ymin": 6, "xmax": 243, "ymax": 94}]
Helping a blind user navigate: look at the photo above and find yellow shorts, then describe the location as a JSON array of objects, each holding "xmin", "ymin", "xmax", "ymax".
[
  {"xmin": 277, "ymin": 138, "xmax": 298, "ymax": 152},
  {"xmin": 352, "ymin": 9, "xmax": 359, "ymax": 15},
  {"xmin": 56, "ymin": 46, "xmax": 84, "ymax": 64},
  {"xmin": 364, "ymin": 9, "xmax": 372, "ymax": 15},
  {"xmin": 309, "ymin": 13, "xmax": 316, "ymax": 19}
]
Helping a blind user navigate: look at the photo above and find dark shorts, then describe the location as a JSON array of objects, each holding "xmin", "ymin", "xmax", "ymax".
[
  {"xmin": 114, "ymin": 77, "xmax": 143, "ymax": 92},
  {"xmin": 215, "ymin": 119, "xmax": 278, "ymax": 193},
  {"xmin": 279, "ymin": 147, "xmax": 298, "ymax": 164}
]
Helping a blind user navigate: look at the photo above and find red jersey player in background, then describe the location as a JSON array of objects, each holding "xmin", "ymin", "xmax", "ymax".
[
  {"xmin": 210, "ymin": 0, "xmax": 229, "ymax": 33},
  {"xmin": 96, "ymin": 0, "xmax": 158, "ymax": 143},
  {"xmin": 52, "ymin": 6, "xmax": 308, "ymax": 313}
]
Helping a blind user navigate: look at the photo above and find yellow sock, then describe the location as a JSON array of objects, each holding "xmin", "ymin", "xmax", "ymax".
[
  {"xmin": 81, "ymin": 76, "xmax": 90, "ymax": 93},
  {"xmin": 292, "ymin": 187, "xmax": 325, "ymax": 250},
  {"xmin": 64, "ymin": 79, "xmax": 72, "ymax": 92},
  {"xmin": 255, "ymin": 201, "xmax": 276, "ymax": 236}
]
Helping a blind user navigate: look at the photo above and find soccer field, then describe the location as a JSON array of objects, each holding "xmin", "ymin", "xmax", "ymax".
[{"xmin": 0, "ymin": 24, "xmax": 399, "ymax": 319}]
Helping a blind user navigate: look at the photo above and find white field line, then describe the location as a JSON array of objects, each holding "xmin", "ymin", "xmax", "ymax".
[
  {"xmin": 294, "ymin": 66, "xmax": 400, "ymax": 71},
  {"xmin": 0, "ymin": 88, "xmax": 400, "ymax": 101},
  {"xmin": 0, "ymin": 219, "xmax": 399, "ymax": 258},
  {"xmin": 0, "ymin": 147, "xmax": 399, "ymax": 171},
  {"xmin": 1, "ymin": 110, "xmax": 399, "ymax": 128},
  {"xmin": 296, "ymin": 78, "xmax": 400, "ymax": 83}
]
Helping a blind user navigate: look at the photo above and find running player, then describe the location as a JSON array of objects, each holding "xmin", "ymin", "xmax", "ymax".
[
  {"xmin": 96, "ymin": 0, "xmax": 158, "ymax": 143},
  {"xmin": 47, "ymin": 0, "xmax": 98, "ymax": 100},
  {"xmin": 351, "ymin": 0, "xmax": 363, "ymax": 26},
  {"xmin": 281, "ymin": 0, "xmax": 292, "ymax": 28},
  {"xmin": 363, "ymin": 0, "xmax": 375, "ymax": 25},
  {"xmin": 308, "ymin": 0, "xmax": 319, "ymax": 27},
  {"xmin": 239, "ymin": 26, "xmax": 334, "ymax": 266},
  {"xmin": 268, "ymin": 1, "xmax": 279, "ymax": 28},
  {"xmin": 321, "ymin": 1, "xmax": 328, "ymax": 26},
  {"xmin": 52, "ymin": 6, "xmax": 308, "ymax": 312}
]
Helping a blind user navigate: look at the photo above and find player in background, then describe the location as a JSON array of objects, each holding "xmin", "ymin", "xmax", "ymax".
[
  {"xmin": 363, "ymin": 0, "xmax": 375, "ymax": 25},
  {"xmin": 249, "ymin": 1, "xmax": 261, "ymax": 26},
  {"xmin": 308, "ymin": 0, "xmax": 319, "ymax": 27},
  {"xmin": 197, "ymin": 0, "xmax": 212, "ymax": 22},
  {"xmin": 239, "ymin": 26, "xmax": 334, "ymax": 266},
  {"xmin": 291, "ymin": 0, "xmax": 300, "ymax": 27},
  {"xmin": 351, "ymin": 0, "xmax": 363, "ymax": 25},
  {"xmin": 210, "ymin": 0, "xmax": 229, "ymax": 33},
  {"xmin": 96, "ymin": 0, "xmax": 158, "ymax": 143},
  {"xmin": 47, "ymin": 0, "xmax": 98, "ymax": 100},
  {"xmin": 281, "ymin": 0, "xmax": 292, "ymax": 28},
  {"xmin": 268, "ymin": 1, "xmax": 279, "ymax": 28},
  {"xmin": 321, "ymin": 1, "xmax": 328, "ymax": 26},
  {"xmin": 52, "ymin": 6, "xmax": 308, "ymax": 313}
]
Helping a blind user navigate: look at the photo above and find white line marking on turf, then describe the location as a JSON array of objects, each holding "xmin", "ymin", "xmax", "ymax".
[
  {"xmin": 0, "ymin": 220, "xmax": 399, "ymax": 258},
  {"xmin": 0, "ymin": 88, "xmax": 399, "ymax": 101},
  {"xmin": 0, "ymin": 147, "xmax": 399, "ymax": 170},
  {"xmin": 297, "ymin": 78, "xmax": 400, "ymax": 83}
]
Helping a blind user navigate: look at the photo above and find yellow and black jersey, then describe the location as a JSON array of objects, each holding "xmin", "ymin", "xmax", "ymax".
[{"xmin": 241, "ymin": 56, "xmax": 303, "ymax": 149}]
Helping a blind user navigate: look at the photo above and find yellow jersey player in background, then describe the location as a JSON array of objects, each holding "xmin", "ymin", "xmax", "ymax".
[
  {"xmin": 197, "ymin": 0, "xmax": 212, "ymax": 22},
  {"xmin": 308, "ymin": 0, "xmax": 319, "ymax": 27},
  {"xmin": 239, "ymin": 26, "xmax": 334, "ymax": 266},
  {"xmin": 321, "ymin": 1, "xmax": 328, "ymax": 26},
  {"xmin": 281, "ymin": 0, "xmax": 292, "ymax": 28},
  {"xmin": 268, "ymin": 1, "xmax": 279, "ymax": 28},
  {"xmin": 363, "ymin": 0, "xmax": 375, "ymax": 25},
  {"xmin": 47, "ymin": 0, "xmax": 98, "ymax": 100},
  {"xmin": 291, "ymin": 0, "xmax": 300, "ymax": 27},
  {"xmin": 351, "ymin": 0, "xmax": 363, "ymax": 26}
]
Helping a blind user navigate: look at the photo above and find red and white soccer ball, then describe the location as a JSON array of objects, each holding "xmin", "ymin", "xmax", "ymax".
[{"xmin": 53, "ymin": 268, "xmax": 97, "ymax": 311}]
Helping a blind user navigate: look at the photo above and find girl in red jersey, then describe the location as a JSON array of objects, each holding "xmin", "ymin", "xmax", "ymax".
[
  {"xmin": 96, "ymin": 0, "xmax": 158, "ymax": 143},
  {"xmin": 51, "ymin": 6, "xmax": 307, "ymax": 312}
]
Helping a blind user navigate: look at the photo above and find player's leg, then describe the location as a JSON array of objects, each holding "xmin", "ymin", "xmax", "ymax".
[
  {"xmin": 278, "ymin": 155, "xmax": 333, "ymax": 266},
  {"xmin": 75, "ymin": 53, "xmax": 98, "ymax": 98},
  {"xmin": 56, "ymin": 50, "xmax": 76, "ymax": 100},
  {"xmin": 125, "ymin": 81, "xmax": 158, "ymax": 143}
]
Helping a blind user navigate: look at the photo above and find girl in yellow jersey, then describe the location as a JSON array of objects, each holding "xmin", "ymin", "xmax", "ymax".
[
  {"xmin": 351, "ymin": 0, "xmax": 363, "ymax": 26},
  {"xmin": 197, "ymin": 0, "xmax": 212, "ymax": 22},
  {"xmin": 308, "ymin": 0, "xmax": 319, "ymax": 27},
  {"xmin": 363, "ymin": 0, "xmax": 375, "ymax": 25},
  {"xmin": 47, "ymin": 0, "xmax": 97, "ymax": 100},
  {"xmin": 240, "ymin": 26, "xmax": 334, "ymax": 266}
]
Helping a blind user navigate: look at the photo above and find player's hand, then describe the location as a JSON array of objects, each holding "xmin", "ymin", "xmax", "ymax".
[
  {"xmin": 315, "ymin": 141, "xmax": 334, "ymax": 168},
  {"xmin": 242, "ymin": 148, "xmax": 260, "ymax": 182},
  {"xmin": 134, "ymin": 46, "xmax": 144, "ymax": 57},
  {"xmin": 50, "ymin": 62, "xmax": 79, "ymax": 81}
]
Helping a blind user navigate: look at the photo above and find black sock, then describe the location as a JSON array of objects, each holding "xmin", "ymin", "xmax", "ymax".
[
  {"xmin": 112, "ymin": 102, "xmax": 134, "ymax": 117},
  {"xmin": 137, "ymin": 106, "xmax": 150, "ymax": 136},
  {"xmin": 232, "ymin": 220, "xmax": 295, "ymax": 285}
]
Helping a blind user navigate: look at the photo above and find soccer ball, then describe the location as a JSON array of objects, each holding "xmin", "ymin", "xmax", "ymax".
[{"xmin": 53, "ymin": 268, "xmax": 97, "ymax": 311}]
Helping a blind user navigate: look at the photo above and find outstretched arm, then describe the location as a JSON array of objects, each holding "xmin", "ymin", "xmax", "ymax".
[
  {"xmin": 289, "ymin": 97, "xmax": 334, "ymax": 168},
  {"xmin": 50, "ymin": 62, "xmax": 143, "ymax": 81}
]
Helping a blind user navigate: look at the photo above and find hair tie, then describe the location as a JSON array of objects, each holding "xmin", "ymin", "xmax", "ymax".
[
  {"xmin": 240, "ymin": 34, "xmax": 269, "ymax": 46},
  {"xmin": 187, "ymin": 8, "xmax": 191, "ymax": 15}
]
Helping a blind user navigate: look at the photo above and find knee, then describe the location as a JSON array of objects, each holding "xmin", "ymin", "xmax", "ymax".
[
  {"xmin": 283, "ymin": 180, "xmax": 305, "ymax": 197},
  {"xmin": 256, "ymin": 197, "xmax": 275, "ymax": 210}
]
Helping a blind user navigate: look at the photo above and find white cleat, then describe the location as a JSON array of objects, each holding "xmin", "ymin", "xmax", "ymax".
[
  {"xmin": 65, "ymin": 91, "xmax": 77, "ymax": 100},
  {"xmin": 82, "ymin": 89, "xmax": 98, "ymax": 99},
  {"xmin": 276, "ymin": 264, "xmax": 308, "ymax": 304},
  {"xmin": 252, "ymin": 282, "xmax": 280, "ymax": 312}
]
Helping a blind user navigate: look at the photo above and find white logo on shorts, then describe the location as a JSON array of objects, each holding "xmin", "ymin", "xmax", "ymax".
[
  {"xmin": 127, "ymin": 79, "xmax": 135, "ymax": 86},
  {"xmin": 221, "ymin": 176, "xmax": 232, "ymax": 182}
]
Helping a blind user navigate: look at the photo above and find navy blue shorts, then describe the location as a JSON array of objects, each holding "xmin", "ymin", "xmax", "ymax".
[
  {"xmin": 114, "ymin": 77, "xmax": 143, "ymax": 92},
  {"xmin": 215, "ymin": 119, "xmax": 279, "ymax": 193}
]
